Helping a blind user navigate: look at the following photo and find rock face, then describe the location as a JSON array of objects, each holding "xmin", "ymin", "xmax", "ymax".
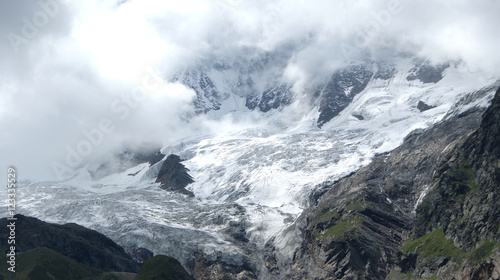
[
  {"xmin": 406, "ymin": 59, "xmax": 449, "ymax": 84},
  {"xmin": 406, "ymin": 86, "xmax": 500, "ymax": 279},
  {"xmin": 316, "ymin": 64, "xmax": 374, "ymax": 127},
  {"xmin": 417, "ymin": 100, "xmax": 434, "ymax": 112},
  {"xmin": 290, "ymin": 87, "xmax": 500, "ymax": 279},
  {"xmin": 193, "ymin": 253, "xmax": 257, "ymax": 280},
  {"xmin": 173, "ymin": 53, "xmax": 451, "ymax": 129},
  {"xmin": 171, "ymin": 50, "xmax": 294, "ymax": 115},
  {"xmin": 0, "ymin": 214, "xmax": 140, "ymax": 273},
  {"xmin": 156, "ymin": 154, "xmax": 195, "ymax": 197},
  {"xmin": 173, "ymin": 69, "xmax": 230, "ymax": 114},
  {"xmin": 246, "ymin": 84, "xmax": 293, "ymax": 113}
]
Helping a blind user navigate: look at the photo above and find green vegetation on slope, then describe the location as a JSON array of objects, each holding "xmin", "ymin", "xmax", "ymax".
[
  {"xmin": 0, "ymin": 247, "xmax": 102, "ymax": 280},
  {"xmin": 444, "ymin": 159, "xmax": 477, "ymax": 199},
  {"xmin": 313, "ymin": 198, "xmax": 367, "ymax": 242},
  {"xmin": 134, "ymin": 255, "xmax": 193, "ymax": 280},
  {"xmin": 401, "ymin": 228, "xmax": 499, "ymax": 264},
  {"xmin": 315, "ymin": 217, "xmax": 363, "ymax": 241}
]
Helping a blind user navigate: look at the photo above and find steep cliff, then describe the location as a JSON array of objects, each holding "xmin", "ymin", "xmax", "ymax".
[
  {"xmin": 403, "ymin": 86, "xmax": 500, "ymax": 279},
  {"xmin": 290, "ymin": 86, "xmax": 500, "ymax": 279}
]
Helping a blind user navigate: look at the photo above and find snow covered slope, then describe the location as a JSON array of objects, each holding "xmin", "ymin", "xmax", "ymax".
[{"xmin": 4, "ymin": 55, "xmax": 498, "ymax": 279}]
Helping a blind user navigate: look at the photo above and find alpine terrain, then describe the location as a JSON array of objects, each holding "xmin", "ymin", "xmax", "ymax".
[{"xmin": 3, "ymin": 48, "xmax": 499, "ymax": 279}]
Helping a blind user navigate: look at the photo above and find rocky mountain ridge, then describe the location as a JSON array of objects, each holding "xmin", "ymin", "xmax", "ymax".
[
  {"xmin": 289, "ymin": 87, "xmax": 500, "ymax": 279},
  {"xmin": 0, "ymin": 214, "xmax": 140, "ymax": 273},
  {"xmin": 173, "ymin": 52, "xmax": 451, "ymax": 128}
]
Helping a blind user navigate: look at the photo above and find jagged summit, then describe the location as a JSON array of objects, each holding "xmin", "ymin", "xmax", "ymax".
[{"xmin": 171, "ymin": 53, "xmax": 454, "ymax": 128}]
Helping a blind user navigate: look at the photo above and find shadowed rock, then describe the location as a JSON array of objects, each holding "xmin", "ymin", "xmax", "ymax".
[
  {"xmin": 156, "ymin": 154, "xmax": 195, "ymax": 197},
  {"xmin": 0, "ymin": 215, "xmax": 140, "ymax": 273},
  {"xmin": 406, "ymin": 60, "xmax": 449, "ymax": 84},
  {"xmin": 417, "ymin": 100, "xmax": 435, "ymax": 112},
  {"xmin": 290, "ymin": 87, "xmax": 500, "ymax": 279},
  {"xmin": 193, "ymin": 253, "xmax": 257, "ymax": 280}
]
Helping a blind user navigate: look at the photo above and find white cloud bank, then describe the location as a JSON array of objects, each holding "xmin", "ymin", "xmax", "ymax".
[{"xmin": 0, "ymin": 0, "xmax": 499, "ymax": 180}]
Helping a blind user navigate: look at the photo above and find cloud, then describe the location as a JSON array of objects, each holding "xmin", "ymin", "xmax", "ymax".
[{"xmin": 1, "ymin": 0, "xmax": 499, "ymax": 180}]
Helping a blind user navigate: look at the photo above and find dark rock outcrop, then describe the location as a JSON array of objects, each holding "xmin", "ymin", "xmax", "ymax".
[
  {"xmin": 193, "ymin": 253, "xmax": 257, "ymax": 280},
  {"xmin": 156, "ymin": 154, "xmax": 195, "ymax": 197},
  {"xmin": 246, "ymin": 84, "xmax": 293, "ymax": 112},
  {"xmin": 406, "ymin": 60, "xmax": 449, "ymax": 84},
  {"xmin": 373, "ymin": 62, "xmax": 397, "ymax": 80},
  {"xmin": 0, "ymin": 214, "xmax": 140, "ymax": 273},
  {"xmin": 290, "ymin": 86, "xmax": 500, "ymax": 279},
  {"xmin": 417, "ymin": 100, "xmax": 435, "ymax": 112},
  {"xmin": 352, "ymin": 114, "xmax": 365, "ymax": 120},
  {"xmin": 316, "ymin": 64, "xmax": 374, "ymax": 127}
]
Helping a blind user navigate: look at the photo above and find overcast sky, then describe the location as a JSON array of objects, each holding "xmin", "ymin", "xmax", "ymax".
[{"xmin": 1, "ymin": 0, "xmax": 500, "ymax": 181}]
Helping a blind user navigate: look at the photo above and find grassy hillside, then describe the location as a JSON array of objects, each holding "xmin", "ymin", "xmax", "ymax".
[{"xmin": 134, "ymin": 255, "xmax": 193, "ymax": 280}]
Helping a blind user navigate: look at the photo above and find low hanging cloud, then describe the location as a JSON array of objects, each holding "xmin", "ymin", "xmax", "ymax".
[{"xmin": 1, "ymin": 0, "xmax": 499, "ymax": 180}]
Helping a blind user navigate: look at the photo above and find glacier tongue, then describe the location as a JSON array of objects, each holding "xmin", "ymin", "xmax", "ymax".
[{"xmin": 5, "ymin": 59, "xmax": 499, "ymax": 279}]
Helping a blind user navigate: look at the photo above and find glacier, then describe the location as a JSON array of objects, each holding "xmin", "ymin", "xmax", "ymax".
[{"xmin": 3, "ymin": 56, "xmax": 499, "ymax": 279}]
